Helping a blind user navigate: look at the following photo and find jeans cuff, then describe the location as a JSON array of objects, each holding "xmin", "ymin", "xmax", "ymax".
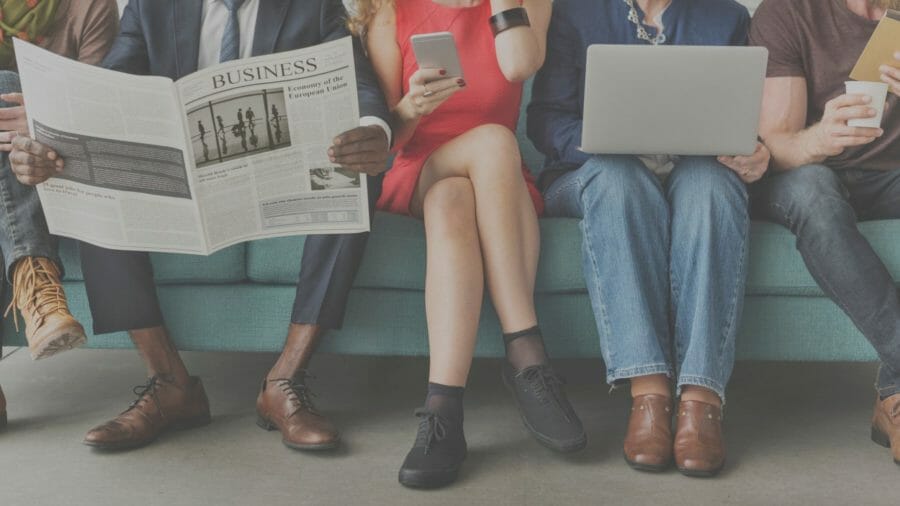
[
  {"xmin": 676, "ymin": 375, "xmax": 727, "ymax": 404},
  {"xmin": 606, "ymin": 363, "xmax": 673, "ymax": 385},
  {"xmin": 5, "ymin": 249, "xmax": 64, "ymax": 282}
]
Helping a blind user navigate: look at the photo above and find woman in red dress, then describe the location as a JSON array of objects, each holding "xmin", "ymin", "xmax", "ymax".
[{"xmin": 350, "ymin": 0, "xmax": 584, "ymax": 489}]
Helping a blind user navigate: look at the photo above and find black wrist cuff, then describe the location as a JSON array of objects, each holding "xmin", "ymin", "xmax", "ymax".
[{"xmin": 489, "ymin": 7, "xmax": 530, "ymax": 36}]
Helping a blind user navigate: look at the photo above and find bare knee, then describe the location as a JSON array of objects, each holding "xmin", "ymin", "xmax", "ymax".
[
  {"xmin": 462, "ymin": 124, "xmax": 523, "ymax": 181},
  {"xmin": 423, "ymin": 178, "xmax": 478, "ymax": 236}
]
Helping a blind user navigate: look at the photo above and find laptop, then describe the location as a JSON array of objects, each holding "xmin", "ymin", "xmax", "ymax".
[{"xmin": 580, "ymin": 45, "xmax": 769, "ymax": 156}]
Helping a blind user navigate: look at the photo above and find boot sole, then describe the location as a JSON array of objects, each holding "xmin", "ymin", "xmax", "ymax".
[
  {"xmin": 30, "ymin": 327, "xmax": 87, "ymax": 361},
  {"xmin": 677, "ymin": 461, "xmax": 725, "ymax": 478},
  {"xmin": 501, "ymin": 369, "xmax": 588, "ymax": 453},
  {"xmin": 871, "ymin": 426, "xmax": 900, "ymax": 465},
  {"xmin": 398, "ymin": 462, "xmax": 464, "ymax": 490},
  {"xmin": 624, "ymin": 451, "xmax": 671, "ymax": 473},
  {"xmin": 83, "ymin": 413, "xmax": 211, "ymax": 451},
  {"xmin": 256, "ymin": 415, "xmax": 340, "ymax": 451}
]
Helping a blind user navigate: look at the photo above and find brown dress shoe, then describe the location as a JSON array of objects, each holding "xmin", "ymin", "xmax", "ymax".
[
  {"xmin": 256, "ymin": 374, "xmax": 339, "ymax": 451},
  {"xmin": 0, "ymin": 385, "xmax": 7, "ymax": 430},
  {"xmin": 871, "ymin": 394, "xmax": 900, "ymax": 465},
  {"xmin": 6, "ymin": 257, "xmax": 86, "ymax": 360},
  {"xmin": 83, "ymin": 375, "xmax": 211, "ymax": 450},
  {"xmin": 623, "ymin": 394, "xmax": 673, "ymax": 472},
  {"xmin": 674, "ymin": 400, "xmax": 725, "ymax": 477}
]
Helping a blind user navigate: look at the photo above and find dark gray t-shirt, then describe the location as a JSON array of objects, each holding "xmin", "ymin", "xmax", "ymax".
[{"xmin": 750, "ymin": 0, "xmax": 899, "ymax": 171}]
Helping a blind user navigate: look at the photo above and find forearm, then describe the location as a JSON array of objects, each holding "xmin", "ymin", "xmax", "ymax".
[
  {"xmin": 765, "ymin": 127, "xmax": 824, "ymax": 171},
  {"xmin": 389, "ymin": 98, "xmax": 423, "ymax": 151},
  {"xmin": 491, "ymin": 0, "xmax": 545, "ymax": 82}
]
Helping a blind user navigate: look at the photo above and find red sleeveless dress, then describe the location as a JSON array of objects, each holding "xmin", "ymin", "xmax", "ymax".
[{"xmin": 376, "ymin": 0, "xmax": 544, "ymax": 216}]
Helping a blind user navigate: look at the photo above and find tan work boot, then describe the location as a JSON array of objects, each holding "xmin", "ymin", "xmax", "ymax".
[{"xmin": 6, "ymin": 257, "xmax": 86, "ymax": 360}]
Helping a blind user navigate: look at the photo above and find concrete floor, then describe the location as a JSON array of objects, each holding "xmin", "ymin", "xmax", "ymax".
[{"xmin": 0, "ymin": 348, "xmax": 895, "ymax": 506}]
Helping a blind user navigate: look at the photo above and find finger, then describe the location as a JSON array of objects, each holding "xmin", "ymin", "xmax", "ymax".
[
  {"xmin": 827, "ymin": 93, "xmax": 872, "ymax": 111},
  {"xmin": 332, "ymin": 152, "xmax": 388, "ymax": 166},
  {"xmin": 833, "ymin": 136, "xmax": 878, "ymax": 148},
  {"xmin": 421, "ymin": 84, "xmax": 463, "ymax": 107},
  {"xmin": 16, "ymin": 175, "xmax": 49, "ymax": 186},
  {"xmin": 0, "ymin": 106, "xmax": 25, "ymax": 121},
  {"xmin": 332, "ymin": 126, "xmax": 383, "ymax": 146},
  {"xmin": 833, "ymin": 105, "xmax": 878, "ymax": 122},
  {"xmin": 409, "ymin": 67, "xmax": 447, "ymax": 86},
  {"xmin": 0, "ymin": 93, "xmax": 24, "ymax": 106},
  {"xmin": 420, "ymin": 77, "xmax": 464, "ymax": 97},
  {"xmin": 0, "ymin": 131, "xmax": 15, "ymax": 144},
  {"xmin": 832, "ymin": 125, "xmax": 883, "ymax": 138},
  {"xmin": 329, "ymin": 138, "xmax": 385, "ymax": 158},
  {"xmin": 879, "ymin": 64, "xmax": 900, "ymax": 82}
]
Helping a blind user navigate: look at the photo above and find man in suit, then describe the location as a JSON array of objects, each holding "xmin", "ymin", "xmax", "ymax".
[{"xmin": 7, "ymin": 0, "xmax": 391, "ymax": 452}]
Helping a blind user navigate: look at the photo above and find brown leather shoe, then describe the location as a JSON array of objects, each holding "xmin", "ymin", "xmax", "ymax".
[
  {"xmin": 623, "ymin": 394, "xmax": 673, "ymax": 472},
  {"xmin": 83, "ymin": 375, "xmax": 211, "ymax": 450},
  {"xmin": 0, "ymin": 385, "xmax": 7, "ymax": 430},
  {"xmin": 256, "ymin": 373, "xmax": 339, "ymax": 451},
  {"xmin": 674, "ymin": 400, "xmax": 725, "ymax": 477},
  {"xmin": 871, "ymin": 394, "xmax": 900, "ymax": 465},
  {"xmin": 6, "ymin": 257, "xmax": 86, "ymax": 360}
]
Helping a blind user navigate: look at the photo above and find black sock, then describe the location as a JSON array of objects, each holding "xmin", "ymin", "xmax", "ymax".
[
  {"xmin": 425, "ymin": 382, "xmax": 464, "ymax": 424},
  {"xmin": 504, "ymin": 325, "xmax": 549, "ymax": 371}
]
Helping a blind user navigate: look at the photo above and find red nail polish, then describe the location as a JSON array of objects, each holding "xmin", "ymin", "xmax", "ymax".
[
  {"xmin": 440, "ymin": 69, "xmax": 447, "ymax": 76},
  {"xmin": 458, "ymin": 79, "xmax": 466, "ymax": 87}
]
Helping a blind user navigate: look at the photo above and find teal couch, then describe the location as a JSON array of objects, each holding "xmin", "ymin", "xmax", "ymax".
[{"xmin": 4, "ymin": 85, "xmax": 899, "ymax": 362}]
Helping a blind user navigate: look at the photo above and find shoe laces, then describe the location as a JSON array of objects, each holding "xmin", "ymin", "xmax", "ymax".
[
  {"xmin": 413, "ymin": 409, "xmax": 450, "ymax": 455},
  {"xmin": 268, "ymin": 372, "xmax": 319, "ymax": 417},
  {"xmin": 127, "ymin": 376, "xmax": 165, "ymax": 416},
  {"xmin": 4, "ymin": 258, "xmax": 67, "ymax": 331},
  {"xmin": 520, "ymin": 365, "xmax": 571, "ymax": 422}
]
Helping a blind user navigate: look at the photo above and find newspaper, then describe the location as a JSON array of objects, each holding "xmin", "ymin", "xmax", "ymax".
[{"xmin": 13, "ymin": 37, "xmax": 368, "ymax": 255}]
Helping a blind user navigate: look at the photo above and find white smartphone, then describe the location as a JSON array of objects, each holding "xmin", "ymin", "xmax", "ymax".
[{"xmin": 410, "ymin": 32, "xmax": 463, "ymax": 83}]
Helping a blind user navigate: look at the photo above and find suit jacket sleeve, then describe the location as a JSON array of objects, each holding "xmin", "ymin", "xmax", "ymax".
[
  {"xmin": 320, "ymin": 0, "xmax": 390, "ymax": 126},
  {"xmin": 101, "ymin": 0, "xmax": 151, "ymax": 74},
  {"xmin": 526, "ymin": 6, "xmax": 590, "ymax": 170}
]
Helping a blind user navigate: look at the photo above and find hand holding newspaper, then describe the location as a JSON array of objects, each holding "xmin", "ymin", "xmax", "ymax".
[{"xmin": 13, "ymin": 37, "xmax": 369, "ymax": 255}]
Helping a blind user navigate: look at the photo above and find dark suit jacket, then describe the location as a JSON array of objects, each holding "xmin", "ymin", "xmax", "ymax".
[{"xmin": 105, "ymin": 0, "xmax": 389, "ymax": 124}]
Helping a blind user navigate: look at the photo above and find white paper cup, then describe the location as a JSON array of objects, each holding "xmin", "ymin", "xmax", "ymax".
[{"xmin": 845, "ymin": 81, "xmax": 889, "ymax": 128}]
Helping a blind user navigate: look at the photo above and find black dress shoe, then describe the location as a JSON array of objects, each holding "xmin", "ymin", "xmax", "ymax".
[
  {"xmin": 502, "ymin": 363, "xmax": 587, "ymax": 452},
  {"xmin": 398, "ymin": 409, "xmax": 467, "ymax": 489}
]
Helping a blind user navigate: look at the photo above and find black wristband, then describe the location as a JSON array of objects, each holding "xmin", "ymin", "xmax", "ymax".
[{"xmin": 489, "ymin": 7, "xmax": 530, "ymax": 36}]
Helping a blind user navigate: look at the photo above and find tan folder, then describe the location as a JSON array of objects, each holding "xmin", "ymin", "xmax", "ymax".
[{"xmin": 850, "ymin": 9, "xmax": 900, "ymax": 82}]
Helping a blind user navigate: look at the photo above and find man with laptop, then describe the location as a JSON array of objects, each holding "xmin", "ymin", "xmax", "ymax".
[
  {"xmin": 750, "ymin": 0, "xmax": 900, "ymax": 466},
  {"xmin": 528, "ymin": 0, "xmax": 769, "ymax": 477}
]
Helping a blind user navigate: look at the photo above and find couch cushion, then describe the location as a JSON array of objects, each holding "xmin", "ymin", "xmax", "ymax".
[
  {"xmin": 248, "ymin": 212, "xmax": 900, "ymax": 296},
  {"xmin": 58, "ymin": 239, "xmax": 247, "ymax": 284}
]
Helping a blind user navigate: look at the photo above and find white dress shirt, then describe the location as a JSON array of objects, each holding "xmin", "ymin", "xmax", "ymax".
[{"xmin": 197, "ymin": 0, "xmax": 391, "ymax": 143}]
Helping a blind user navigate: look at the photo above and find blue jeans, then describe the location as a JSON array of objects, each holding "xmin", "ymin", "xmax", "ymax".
[
  {"xmin": 544, "ymin": 156, "xmax": 750, "ymax": 401},
  {"xmin": 0, "ymin": 71, "xmax": 62, "ymax": 342},
  {"xmin": 752, "ymin": 165, "xmax": 900, "ymax": 398}
]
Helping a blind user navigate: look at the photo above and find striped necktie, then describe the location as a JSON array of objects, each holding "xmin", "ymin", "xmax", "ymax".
[{"xmin": 219, "ymin": 0, "xmax": 246, "ymax": 63}]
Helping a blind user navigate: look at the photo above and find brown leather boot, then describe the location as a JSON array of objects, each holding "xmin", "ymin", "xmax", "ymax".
[
  {"xmin": 871, "ymin": 394, "xmax": 900, "ymax": 465},
  {"xmin": 623, "ymin": 394, "xmax": 673, "ymax": 472},
  {"xmin": 674, "ymin": 400, "xmax": 725, "ymax": 477},
  {"xmin": 83, "ymin": 375, "xmax": 211, "ymax": 450},
  {"xmin": 6, "ymin": 257, "xmax": 86, "ymax": 360},
  {"xmin": 256, "ymin": 373, "xmax": 339, "ymax": 451},
  {"xmin": 0, "ymin": 385, "xmax": 6, "ymax": 430}
]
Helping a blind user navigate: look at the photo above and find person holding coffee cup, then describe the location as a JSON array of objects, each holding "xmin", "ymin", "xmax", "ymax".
[{"xmin": 750, "ymin": 0, "xmax": 900, "ymax": 467}]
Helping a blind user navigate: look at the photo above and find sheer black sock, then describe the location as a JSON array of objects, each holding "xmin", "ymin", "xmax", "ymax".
[
  {"xmin": 425, "ymin": 382, "xmax": 465, "ymax": 423},
  {"xmin": 503, "ymin": 325, "xmax": 549, "ymax": 371}
]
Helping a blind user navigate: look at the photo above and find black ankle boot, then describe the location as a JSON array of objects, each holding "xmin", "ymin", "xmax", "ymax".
[
  {"xmin": 502, "ymin": 363, "xmax": 587, "ymax": 452},
  {"xmin": 398, "ymin": 408, "xmax": 467, "ymax": 489}
]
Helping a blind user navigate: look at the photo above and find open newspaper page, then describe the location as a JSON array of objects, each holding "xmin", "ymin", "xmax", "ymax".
[
  {"xmin": 13, "ymin": 39, "xmax": 206, "ymax": 254},
  {"xmin": 176, "ymin": 37, "xmax": 368, "ymax": 253}
]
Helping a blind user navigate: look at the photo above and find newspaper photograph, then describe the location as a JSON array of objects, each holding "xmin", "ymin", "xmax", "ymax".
[{"xmin": 13, "ymin": 37, "xmax": 368, "ymax": 255}]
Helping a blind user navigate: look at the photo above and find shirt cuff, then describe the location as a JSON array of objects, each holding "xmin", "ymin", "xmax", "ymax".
[{"xmin": 359, "ymin": 116, "xmax": 393, "ymax": 147}]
